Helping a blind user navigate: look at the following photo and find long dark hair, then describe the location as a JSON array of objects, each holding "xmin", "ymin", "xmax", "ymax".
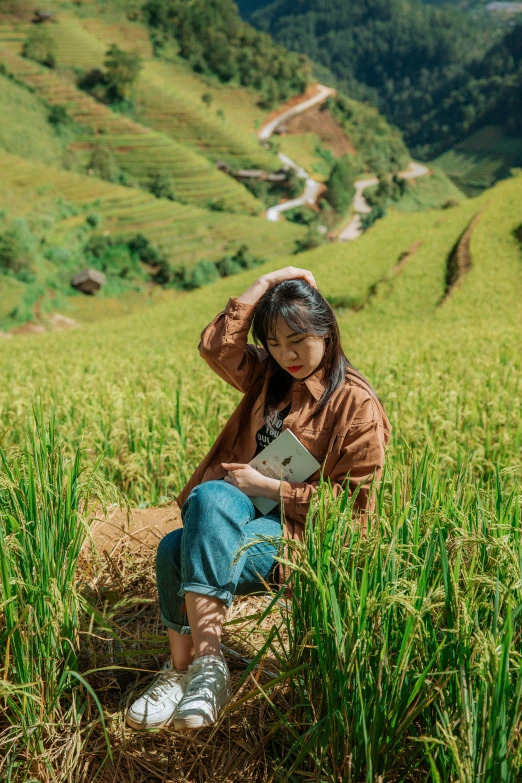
[{"xmin": 251, "ymin": 279, "xmax": 379, "ymax": 421}]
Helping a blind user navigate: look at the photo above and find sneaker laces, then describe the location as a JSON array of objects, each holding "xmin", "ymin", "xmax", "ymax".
[
  {"xmin": 184, "ymin": 659, "xmax": 226, "ymax": 697},
  {"xmin": 148, "ymin": 662, "xmax": 186, "ymax": 702}
]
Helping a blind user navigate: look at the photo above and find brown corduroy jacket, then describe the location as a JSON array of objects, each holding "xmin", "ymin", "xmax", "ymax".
[{"xmin": 175, "ymin": 295, "xmax": 391, "ymax": 593}]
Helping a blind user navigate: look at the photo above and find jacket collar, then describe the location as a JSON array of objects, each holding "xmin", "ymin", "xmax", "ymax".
[
  {"xmin": 299, "ymin": 363, "xmax": 329, "ymax": 401},
  {"xmin": 266, "ymin": 360, "xmax": 329, "ymax": 402}
]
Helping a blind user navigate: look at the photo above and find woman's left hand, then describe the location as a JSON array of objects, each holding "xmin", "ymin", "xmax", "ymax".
[{"xmin": 221, "ymin": 463, "xmax": 270, "ymax": 496}]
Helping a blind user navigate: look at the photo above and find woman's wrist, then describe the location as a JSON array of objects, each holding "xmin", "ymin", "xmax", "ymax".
[
  {"xmin": 236, "ymin": 278, "xmax": 269, "ymax": 306},
  {"xmin": 259, "ymin": 476, "xmax": 282, "ymax": 502}
]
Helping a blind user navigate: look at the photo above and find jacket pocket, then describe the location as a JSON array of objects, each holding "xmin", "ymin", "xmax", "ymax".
[{"xmin": 297, "ymin": 427, "xmax": 334, "ymax": 464}]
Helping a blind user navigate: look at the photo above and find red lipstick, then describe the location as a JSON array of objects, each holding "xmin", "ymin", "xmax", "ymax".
[{"xmin": 287, "ymin": 366, "xmax": 303, "ymax": 372}]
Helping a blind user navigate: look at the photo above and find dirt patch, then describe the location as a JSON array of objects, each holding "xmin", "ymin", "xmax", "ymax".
[
  {"xmin": 47, "ymin": 312, "xmax": 80, "ymax": 330},
  {"xmin": 439, "ymin": 205, "xmax": 488, "ymax": 304},
  {"xmin": 88, "ymin": 503, "xmax": 182, "ymax": 554},
  {"xmin": 284, "ymin": 106, "xmax": 357, "ymax": 157},
  {"xmin": 394, "ymin": 239, "xmax": 423, "ymax": 274},
  {"xmin": 8, "ymin": 312, "xmax": 81, "ymax": 337},
  {"xmin": 259, "ymin": 83, "xmax": 322, "ymax": 133},
  {"xmin": 9, "ymin": 321, "xmax": 47, "ymax": 336}
]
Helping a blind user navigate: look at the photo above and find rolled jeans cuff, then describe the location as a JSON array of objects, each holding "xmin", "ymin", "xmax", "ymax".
[
  {"xmin": 178, "ymin": 581, "xmax": 234, "ymax": 609},
  {"xmin": 160, "ymin": 612, "xmax": 192, "ymax": 634}
]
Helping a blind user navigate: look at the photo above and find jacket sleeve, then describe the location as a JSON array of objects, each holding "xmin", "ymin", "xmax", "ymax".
[
  {"xmin": 279, "ymin": 405, "xmax": 388, "ymax": 536},
  {"xmin": 198, "ymin": 295, "xmax": 269, "ymax": 394}
]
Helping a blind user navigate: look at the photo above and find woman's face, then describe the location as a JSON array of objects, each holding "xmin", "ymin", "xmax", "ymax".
[{"xmin": 266, "ymin": 315, "xmax": 327, "ymax": 380}]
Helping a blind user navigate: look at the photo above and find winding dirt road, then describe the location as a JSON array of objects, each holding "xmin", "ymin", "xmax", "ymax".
[
  {"xmin": 338, "ymin": 161, "xmax": 430, "ymax": 241},
  {"xmin": 258, "ymin": 86, "xmax": 429, "ymax": 238}
]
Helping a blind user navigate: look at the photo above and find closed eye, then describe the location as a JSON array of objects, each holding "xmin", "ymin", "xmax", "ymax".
[{"xmin": 268, "ymin": 339, "xmax": 304, "ymax": 346}]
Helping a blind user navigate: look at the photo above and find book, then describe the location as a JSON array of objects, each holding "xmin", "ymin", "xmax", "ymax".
[{"xmin": 248, "ymin": 427, "xmax": 322, "ymax": 515}]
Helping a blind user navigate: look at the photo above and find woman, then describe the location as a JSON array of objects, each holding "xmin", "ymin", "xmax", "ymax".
[{"xmin": 126, "ymin": 266, "xmax": 391, "ymax": 731}]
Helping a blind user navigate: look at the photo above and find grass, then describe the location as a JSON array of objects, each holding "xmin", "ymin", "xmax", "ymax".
[
  {"xmin": 0, "ymin": 1, "xmax": 521, "ymax": 777},
  {"xmin": 363, "ymin": 167, "xmax": 467, "ymax": 213},
  {"xmin": 0, "ymin": 403, "xmax": 127, "ymax": 780},
  {"xmin": 247, "ymin": 456, "xmax": 522, "ymax": 781}
]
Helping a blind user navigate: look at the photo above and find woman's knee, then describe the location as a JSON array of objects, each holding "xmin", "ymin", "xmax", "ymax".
[
  {"xmin": 182, "ymin": 479, "xmax": 252, "ymax": 533},
  {"xmin": 156, "ymin": 528, "xmax": 183, "ymax": 584}
]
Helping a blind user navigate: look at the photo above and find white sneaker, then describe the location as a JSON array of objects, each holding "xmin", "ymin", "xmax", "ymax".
[
  {"xmin": 126, "ymin": 658, "xmax": 188, "ymax": 730},
  {"xmin": 172, "ymin": 654, "xmax": 232, "ymax": 730}
]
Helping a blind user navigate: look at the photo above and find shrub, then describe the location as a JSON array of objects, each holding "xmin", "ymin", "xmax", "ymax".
[
  {"xmin": 443, "ymin": 197, "xmax": 460, "ymax": 209},
  {"xmin": 294, "ymin": 226, "xmax": 326, "ymax": 253},
  {"xmin": 77, "ymin": 44, "xmax": 142, "ymax": 105},
  {"xmin": 44, "ymin": 246, "xmax": 71, "ymax": 264},
  {"xmin": 285, "ymin": 206, "xmax": 317, "ymax": 226},
  {"xmin": 0, "ymin": 219, "xmax": 37, "ymax": 279},
  {"xmin": 149, "ymin": 172, "xmax": 176, "ymax": 201},
  {"xmin": 48, "ymin": 105, "xmax": 70, "ymax": 130},
  {"xmin": 206, "ymin": 197, "xmax": 226, "ymax": 212},
  {"xmin": 83, "ymin": 233, "xmax": 169, "ymax": 284},
  {"xmin": 360, "ymin": 204, "xmax": 387, "ymax": 232},
  {"xmin": 22, "ymin": 28, "xmax": 56, "ymax": 68},
  {"xmin": 87, "ymin": 145, "xmax": 121, "ymax": 183},
  {"xmin": 325, "ymin": 154, "xmax": 358, "ymax": 214},
  {"xmin": 86, "ymin": 213, "xmax": 101, "ymax": 228}
]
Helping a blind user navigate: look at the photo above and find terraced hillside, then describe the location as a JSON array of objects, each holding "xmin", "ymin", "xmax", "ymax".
[
  {"xmin": 0, "ymin": 47, "xmax": 262, "ymax": 215},
  {"xmin": 0, "ymin": 11, "xmax": 279, "ymax": 171},
  {"xmin": 0, "ymin": 149, "xmax": 305, "ymax": 271},
  {"xmin": 434, "ymin": 125, "xmax": 522, "ymax": 196},
  {"xmin": 0, "ymin": 71, "xmax": 67, "ymax": 165},
  {"xmin": 44, "ymin": 13, "xmax": 280, "ymax": 169}
]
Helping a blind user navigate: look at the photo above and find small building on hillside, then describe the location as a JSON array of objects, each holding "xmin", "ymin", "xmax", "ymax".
[{"xmin": 71, "ymin": 268, "xmax": 106, "ymax": 295}]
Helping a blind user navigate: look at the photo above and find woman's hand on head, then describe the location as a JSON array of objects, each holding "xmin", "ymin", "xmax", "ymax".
[
  {"xmin": 261, "ymin": 267, "xmax": 317, "ymax": 291},
  {"xmin": 221, "ymin": 463, "xmax": 272, "ymax": 496}
]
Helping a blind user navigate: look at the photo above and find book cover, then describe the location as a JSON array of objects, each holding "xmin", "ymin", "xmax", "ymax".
[{"xmin": 248, "ymin": 428, "xmax": 321, "ymax": 515}]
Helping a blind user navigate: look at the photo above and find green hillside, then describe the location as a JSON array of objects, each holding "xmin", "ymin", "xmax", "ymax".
[
  {"xmin": 0, "ymin": 47, "xmax": 263, "ymax": 214},
  {"xmin": 0, "ymin": 71, "xmax": 67, "ymax": 164},
  {"xmin": 0, "ymin": 150, "xmax": 306, "ymax": 328},
  {"xmin": 23, "ymin": 12, "xmax": 281, "ymax": 170},
  {"xmin": 242, "ymin": 0, "xmax": 522, "ymax": 168}
]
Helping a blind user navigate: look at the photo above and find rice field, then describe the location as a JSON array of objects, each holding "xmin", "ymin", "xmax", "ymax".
[
  {"xmin": 0, "ymin": 151, "xmax": 305, "ymax": 281},
  {"xmin": 0, "ymin": 169, "xmax": 521, "ymax": 780},
  {"xmin": 38, "ymin": 13, "xmax": 278, "ymax": 169},
  {"xmin": 0, "ymin": 47, "xmax": 262, "ymax": 214}
]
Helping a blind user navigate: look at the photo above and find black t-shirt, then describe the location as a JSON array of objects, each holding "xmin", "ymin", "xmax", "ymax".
[{"xmin": 254, "ymin": 402, "xmax": 291, "ymax": 458}]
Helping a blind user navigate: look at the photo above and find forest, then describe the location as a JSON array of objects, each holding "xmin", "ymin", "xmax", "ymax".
[
  {"xmin": 240, "ymin": 0, "xmax": 522, "ymax": 158},
  {"xmin": 142, "ymin": 0, "xmax": 311, "ymax": 108}
]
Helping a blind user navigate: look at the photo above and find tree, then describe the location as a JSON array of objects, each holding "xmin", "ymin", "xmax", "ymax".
[
  {"xmin": 22, "ymin": 28, "xmax": 56, "ymax": 68},
  {"xmin": 87, "ymin": 145, "xmax": 120, "ymax": 182},
  {"xmin": 201, "ymin": 92, "xmax": 213, "ymax": 109},
  {"xmin": 325, "ymin": 155, "xmax": 357, "ymax": 214},
  {"xmin": 150, "ymin": 172, "xmax": 176, "ymax": 200},
  {"xmin": 104, "ymin": 44, "xmax": 142, "ymax": 102}
]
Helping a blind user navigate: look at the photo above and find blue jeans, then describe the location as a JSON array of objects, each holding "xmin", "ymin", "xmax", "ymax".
[{"xmin": 156, "ymin": 479, "xmax": 284, "ymax": 634}]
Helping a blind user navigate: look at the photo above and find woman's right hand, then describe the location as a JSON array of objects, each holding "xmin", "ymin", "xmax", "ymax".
[
  {"xmin": 260, "ymin": 266, "xmax": 317, "ymax": 291},
  {"xmin": 236, "ymin": 266, "xmax": 317, "ymax": 306}
]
